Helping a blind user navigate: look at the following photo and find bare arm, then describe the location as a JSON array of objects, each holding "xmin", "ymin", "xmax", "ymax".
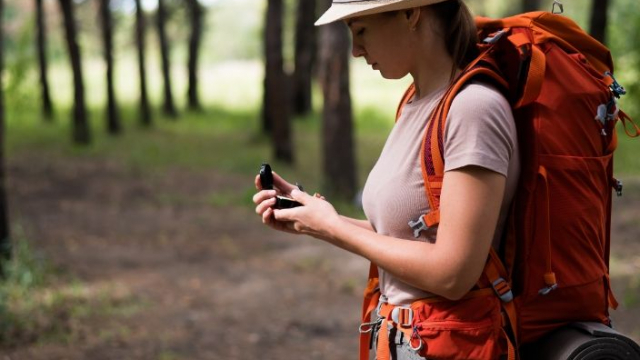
[
  {"xmin": 340, "ymin": 216, "xmax": 374, "ymax": 231},
  {"xmin": 269, "ymin": 166, "xmax": 505, "ymax": 300}
]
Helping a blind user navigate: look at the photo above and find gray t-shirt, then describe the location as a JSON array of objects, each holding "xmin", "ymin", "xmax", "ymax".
[{"xmin": 361, "ymin": 82, "xmax": 520, "ymax": 306}]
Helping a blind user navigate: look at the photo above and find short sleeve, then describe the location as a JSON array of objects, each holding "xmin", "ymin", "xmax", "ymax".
[{"xmin": 443, "ymin": 83, "xmax": 516, "ymax": 177}]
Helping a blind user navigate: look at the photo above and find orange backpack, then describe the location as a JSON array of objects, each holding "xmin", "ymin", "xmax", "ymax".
[{"xmin": 359, "ymin": 11, "xmax": 640, "ymax": 360}]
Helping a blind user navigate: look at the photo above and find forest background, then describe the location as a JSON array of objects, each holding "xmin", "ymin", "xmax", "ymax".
[{"xmin": 0, "ymin": 0, "xmax": 639, "ymax": 359}]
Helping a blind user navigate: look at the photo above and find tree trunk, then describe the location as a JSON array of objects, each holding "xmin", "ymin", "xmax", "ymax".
[
  {"xmin": 100, "ymin": 0, "xmax": 120, "ymax": 134},
  {"xmin": 186, "ymin": 0, "xmax": 204, "ymax": 111},
  {"xmin": 156, "ymin": 0, "xmax": 177, "ymax": 118},
  {"xmin": 135, "ymin": 0, "xmax": 152, "ymax": 127},
  {"xmin": 59, "ymin": 0, "xmax": 91, "ymax": 144},
  {"xmin": 264, "ymin": 0, "xmax": 293, "ymax": 163},
  {"xmin": 35, "ymin": 0, "xmax": 53, "ymax": 120},
  {"xmin": 522, "ymin": 0, "xmax": 541, "ymax": 12},
  {"xmin": 0, "ymin": 0, "xmax": 11, "ymax": 267},
  {"xmin": 292, "ymin": 0, "xmax": 316, "ymax": 116},
  {"xmin": 318, "ymin": 5, "xmax": 356, "ymax": 200},
  {"xmin": 589, "ymin": 0, "xmax": 610, "ymax": 44}
]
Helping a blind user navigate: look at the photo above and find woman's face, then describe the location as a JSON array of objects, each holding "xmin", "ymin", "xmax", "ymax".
[{"xmin": 345, "ymin": 11, "xmax": 418, "ymax": 79}]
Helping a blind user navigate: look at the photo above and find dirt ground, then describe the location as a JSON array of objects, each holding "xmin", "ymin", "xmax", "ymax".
[{"xmin": 1, "ymin": 153, "xmax": 639, "ymax": 360}]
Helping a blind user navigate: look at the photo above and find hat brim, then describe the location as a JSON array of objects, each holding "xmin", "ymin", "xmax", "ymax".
[{"xmin": 315, "ymin": 0, "xmax": 448, "ymax": 26}]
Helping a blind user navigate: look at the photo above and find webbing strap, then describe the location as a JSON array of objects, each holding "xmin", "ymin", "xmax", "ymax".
[
  {"xmin": 537, "ymin": 166, "xmax": 558, "ymax": 296},
  {"xmin": 507, "ymin": 31, "xmax": 546, "ymax": 108},
  {"xmin": 376, "ymin": 317, "xmax": 391, "ymax": 360},
  {"xmin": 396, "ymin": 84, "xmax": 416, "ymax": 121},
  {"xmin": 359, "ymin": 263, "xmax": 380, "ymax": 360},
  {"xmin": 503, "ymin": 328, "xmax": 517, "ymax": 360},
  {"xmin": 421, "ymin": 65, "xmax": 508, "ymax": 221},
  {"xmin": 374, "ymin": 289, "xmax": 516, "ymax": 360},
  {"xmin": 619, "ymin": 110, "xmax": 640, "ymax": 138},
  {"xmin": 516, "ymin": 42, "xmax": 546, "ymax": 108}
]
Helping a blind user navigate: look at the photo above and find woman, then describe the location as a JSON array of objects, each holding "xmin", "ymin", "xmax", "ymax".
[{"xmin": 253, "ymin": 0, "xmax": 520, "ymax": 358}]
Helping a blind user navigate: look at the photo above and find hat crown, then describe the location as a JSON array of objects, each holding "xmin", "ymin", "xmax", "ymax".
[{"xmin": 315, "ymin": 0, "xmax": 449, "ymax": 26}]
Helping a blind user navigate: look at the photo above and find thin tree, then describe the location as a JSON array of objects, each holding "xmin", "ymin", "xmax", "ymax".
[
  {"xmin": 59, "ymin": 0, "xmax": 91, "ymax": 144},
  {"xmin": 522, "ymin": 0, "xmax": 541, "ymax": 12},
  {"xmin": 100, "ymin": 0, "xmax": 121, "ymax": 134},
  {"xmin": 263, "ymin": 0, "xmax": 293, "ymax": 162},
  {"xmin": 318, "ymin": 3, "xmax": 356, "ymax": 200},
  {"xmin": 186, "ymin": 0, "xmax": 204, "ymax": 111},
  {"xmin": 589, "ymin": 0, "xmax": 610, "ymax": 44},
  {"xmin": 0, "ymin": 0, "xmax": 11, "ymax": 267},
  {"xmin": 35, "ymin": 0, "xmax": 53, "ymax": 120},
  {"xmin": 156, "ymin": 0, "xmax": 177, "ymax": 118},
  {"xmin": 292, "ymin": 0, "xmax": 316, "ymax": 116},
  {"xmin": 135, "ymin": 0, "xmax": 152, "ymax": 126}
]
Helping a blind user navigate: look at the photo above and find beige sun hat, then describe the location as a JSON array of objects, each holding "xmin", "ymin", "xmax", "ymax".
[{"xmin": 315, "ymin": 0, "xmax": 450, "ymax": 26}]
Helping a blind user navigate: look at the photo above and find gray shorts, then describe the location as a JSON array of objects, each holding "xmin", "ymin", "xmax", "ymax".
[{"xmin": 372, "ymin": 319, "xmax": 427, "ymax": 360}]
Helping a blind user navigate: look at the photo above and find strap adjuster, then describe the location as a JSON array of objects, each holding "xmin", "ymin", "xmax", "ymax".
[
  {"xmin": 391, "ymin": 307, "xmax": 413, "ymax": 328},
  {"xmin": 408, "ymin": 216, "xmax": 429, "ymax": 238},
  {"xmin": 492, "ymin": 277, "xmax": 514, "ymax": 303},
  {"xmin": 483, "ymin": 30, "xmax": 507, "ymax": 44}
]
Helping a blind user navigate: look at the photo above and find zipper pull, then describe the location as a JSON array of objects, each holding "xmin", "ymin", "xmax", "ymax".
[{"xmin": 612, "ymin": 178, "xmax": 623, "ymax": 197}]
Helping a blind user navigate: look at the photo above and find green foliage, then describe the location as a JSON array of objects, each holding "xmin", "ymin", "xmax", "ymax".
[
  {"xmin": 4, "ymin": 11, "xmax": 37, "ymax": 112},
  {"xmin": 0, "ymin": 231, "xmax": 50, "ymax": 345},
  {"xmin": 0, "ymin": 230, "xmax": 144, "ymax": 348}
]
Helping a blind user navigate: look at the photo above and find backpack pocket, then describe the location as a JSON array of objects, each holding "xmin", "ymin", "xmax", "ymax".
[
  {"xmin": 528, "ymin": 154, "xmax": 611, "ymax": 291},
  {"xmin": 517, "ymin": 153, "xmax": 612, "ymax": 343},
  {"xmin": 411, "ymin": 294, "xmax": 504, "ymax": 360}
]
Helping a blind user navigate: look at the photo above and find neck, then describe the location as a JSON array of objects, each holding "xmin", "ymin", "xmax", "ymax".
[{"xmin": 409, "ymin": 31, "xmax": 456, "ymax": 100}]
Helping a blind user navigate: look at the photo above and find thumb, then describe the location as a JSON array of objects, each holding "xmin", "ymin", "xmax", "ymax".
[{"xmin": 290, "ymin": 189, "xmax": 311, "ymax": 204}]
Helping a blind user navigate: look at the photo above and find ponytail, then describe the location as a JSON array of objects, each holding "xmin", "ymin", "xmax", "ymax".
[{"xmin": 427, "ymin": 0, "xmax": 478, "ymax": 79}]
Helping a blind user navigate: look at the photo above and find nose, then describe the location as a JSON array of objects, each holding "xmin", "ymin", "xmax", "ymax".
[{"xmin": 351, "ymin": 40, "xmax": 365, "ymax": 58}]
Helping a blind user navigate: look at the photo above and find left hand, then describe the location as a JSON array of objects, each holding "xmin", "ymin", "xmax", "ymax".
[{"xmin": 272, "ymin": 189, "xmax": 341, "ymax": 241}]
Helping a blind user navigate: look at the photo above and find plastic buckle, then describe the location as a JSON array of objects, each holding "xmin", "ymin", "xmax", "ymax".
[
  {"xmin": 605, "ymin": 72, "xmax": 627, "ymax": 98},
  {"xmin": 483, "ymin": 30, "xmax": 507, "ymax": 44},
  {"xmin": 359, "ymin": 317, "xmax": 382, "ymax": 334},
  {"xmin": 615, "ymin": 179, "xmax": 623, "ymax": 197},
  {"xmin": 408, "ymin": 216, "xmax": 429, "ymax": 238},
  {"xmin": 492, "ymin": 278, "xmax": 514, "ymax": 303},
  {"xmin": 391, "ymin": 307, "xmax": 413, "ymax": 328},
  {"xmin": 538, "ymin": 283, "xmax": 558, "ymax": 296}
]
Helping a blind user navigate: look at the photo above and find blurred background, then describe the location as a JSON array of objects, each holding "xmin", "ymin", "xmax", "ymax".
[{"xmin": 0, "ymin": 0, "xmax": 638, "ymax": 359}]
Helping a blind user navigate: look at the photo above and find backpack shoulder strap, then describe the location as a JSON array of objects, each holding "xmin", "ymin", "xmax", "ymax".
[
  {"xmin": 396, "ymin": 84, "xmax": 416, "ymax": 122},
  {"xmin": 418, "ymin": 57, "xmax": 509, "ymax": 227}
]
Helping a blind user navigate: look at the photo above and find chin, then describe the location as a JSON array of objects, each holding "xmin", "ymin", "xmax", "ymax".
[{"xmin": 379, "ymin": 70, "xmax": 407, "ymax": 80}]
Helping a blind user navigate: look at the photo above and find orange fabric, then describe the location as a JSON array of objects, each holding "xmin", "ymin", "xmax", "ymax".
[
  {"xmin": 472, "ymin": 11, "xmax": 629, "ymax": 346},
  {"xmin": 359, "ymin": 263, "xmax": 380, "ymax": 360},
  {"xmin": 373, "ymin": 291, "xmax": 508, "ymax": 360},
  {"xmin": 515, "ymin": 43, "xmax": 545, "ymax": 108},
  {"xmin": 377, "ymin": 317, "xmax": 391, "ymax": 360},
  {"xmin": 361, "ymin": 10, "xmax": 636, "ymax": 359}
]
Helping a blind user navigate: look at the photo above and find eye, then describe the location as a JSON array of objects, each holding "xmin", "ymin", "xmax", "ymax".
[{"xmin": 356, "ymin": 28, "xmax": 365, "ymax": 36}]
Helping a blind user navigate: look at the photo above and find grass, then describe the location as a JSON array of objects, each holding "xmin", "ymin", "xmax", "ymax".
[
  {"xmin": 0, "ymin": 228, "xmax": 144, "ymax": 348},
  {"xmin": 5, "ymin": 59, "xmax": 639, "ymax": 217}
]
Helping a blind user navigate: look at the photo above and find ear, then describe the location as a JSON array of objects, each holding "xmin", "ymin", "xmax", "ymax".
[{"xmin": 404, "ymin": 7, "xmax": 421, "ymax": 31}]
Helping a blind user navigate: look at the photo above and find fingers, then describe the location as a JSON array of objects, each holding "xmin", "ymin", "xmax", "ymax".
[
  {"xmin": 254, "ymin": 174, "xmax": 262, "ymax": 190},
  {"xmin": 272, "ymin": 207, "xmax": 301, "ymax": 223},
  {"xmin": 289, "ymin": 189, "xmax": 311, "ymax": 205},
  {"xmin": 256, "ymin": 197, "xmax": 276, "ymax": 216},
  {"xmin": 252, "ymin": 189, "xmax": 276, "ymax": 205},
  {"xmin": 262, "ymin": 207, "xmax": 275, "ymax": 224}
]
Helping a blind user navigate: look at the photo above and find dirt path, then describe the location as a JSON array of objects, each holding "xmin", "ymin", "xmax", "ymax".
[{"xmin": 2, "ymin": 154, "xmax": 639, "ymax": 359}]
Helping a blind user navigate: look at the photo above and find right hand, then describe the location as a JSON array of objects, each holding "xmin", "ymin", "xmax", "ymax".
[{"xmin": 252, "ymin": 171, "xmax": 299, "ymax": 233}]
